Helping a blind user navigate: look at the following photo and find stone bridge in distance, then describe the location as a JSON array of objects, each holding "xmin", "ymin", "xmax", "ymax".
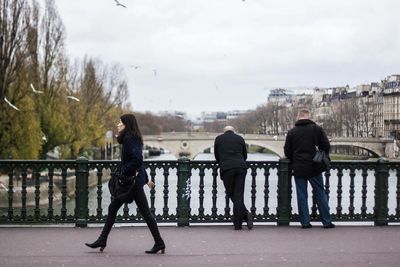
[{"xmin": 143, "ymin": 132, "xmax": 396, "ymax": 159}]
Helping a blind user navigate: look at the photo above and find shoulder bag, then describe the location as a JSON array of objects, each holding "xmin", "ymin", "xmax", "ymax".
[
  {"xmin": 312, "ymin": 125, "xmax": 331, "ymax": 170},
  {"xmin": 108, "ymin": 164, "xmax": 136, "ymax": 197}
]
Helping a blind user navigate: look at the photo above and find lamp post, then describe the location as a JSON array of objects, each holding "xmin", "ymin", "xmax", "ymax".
[{"xmin": 105, "ymin": 130, "xmax": 113, "ymax": 160}]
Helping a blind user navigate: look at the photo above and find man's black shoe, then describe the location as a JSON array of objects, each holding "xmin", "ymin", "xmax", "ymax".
[
  {"xmin": 323, "ymin": 223, "xmax": 335, "ymax": 229},
  {"xmin": 234, "ymin": 226, "xmax": 243, "ymax": 230},
  {"xmin": 301, "ymin": 224, "xmax": 312, "ymax": 229},
  {"xmin": 246, "ymin": 213, "xmax": 253, "ymax": 230}
]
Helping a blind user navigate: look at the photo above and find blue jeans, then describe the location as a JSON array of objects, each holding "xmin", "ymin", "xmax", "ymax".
[{"xmin": 294, "ymin": 174, "xmax": 332, "ymax": 226}]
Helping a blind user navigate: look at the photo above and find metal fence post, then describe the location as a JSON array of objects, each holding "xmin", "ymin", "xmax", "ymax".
[
  {"xmin": 374, "ymin": 158, "xmax": 389, "ymax": 226},
  {"xmin": 177, "ymin": 156, "xmax": 191, "ymax": 226},
  {"xmin": 75, "ymin": 157, "xmax": 89, "ymax": 227},
  {"xmin": 277, "ymin": 158, "xmax": 291, "ymax": 226}
]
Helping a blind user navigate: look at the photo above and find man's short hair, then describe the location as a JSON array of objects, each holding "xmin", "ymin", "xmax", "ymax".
[{"xmin": 298, "ymin": 109, "xmax": 310, "ymax": 118}]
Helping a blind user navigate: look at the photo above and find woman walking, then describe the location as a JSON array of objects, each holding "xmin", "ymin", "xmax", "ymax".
[{"xmin": 85, "ymin": 114, "xmax": 165, "ymax": 254}]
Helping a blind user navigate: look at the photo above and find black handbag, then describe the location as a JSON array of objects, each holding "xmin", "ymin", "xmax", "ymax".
[
  {"xmin": 116, "ymin": 172, "xmax": 136, "ymax": 187},
  {"xmin": 313, "ymin": 147, "xmax": 330, "ymax": 168},
  {"xmin": 108, "ymin": 164, "xmax": 136, "ymax": 198},
  {"xmin": 312, "ymin": 125, "xmax": 331, "ymax": 170}
]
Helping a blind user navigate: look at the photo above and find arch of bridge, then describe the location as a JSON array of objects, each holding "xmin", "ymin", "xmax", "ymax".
[
  {"xmin": 330, "ymin": 141, "xmax": 384, "ymax": 157},
  {"xmin": 144, "ymin": 139, "xmax": 284, "ymax": 159},
  {"xmin": 143, "ymin": 133, "xmax": 389, "ymax": 159}
]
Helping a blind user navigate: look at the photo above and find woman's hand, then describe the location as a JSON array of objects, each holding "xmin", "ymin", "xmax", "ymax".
[{"xmin": 147, "ymin": 180, "xmax": 155, "ymax": 189}]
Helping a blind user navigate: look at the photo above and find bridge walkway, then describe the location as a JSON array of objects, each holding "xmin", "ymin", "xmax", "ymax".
[{"xmin": 1, "ymin": 224, "xmax": 400, "ymax": 266}]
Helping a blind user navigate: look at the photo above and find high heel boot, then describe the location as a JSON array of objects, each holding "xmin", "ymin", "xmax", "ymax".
[
  {"xmin": 85, "ymin": 235, "xmax": 107, "ymax": 252},
  {"xmin": 145, "ymin": 239, "xmax": 165, "ymax": 254}
]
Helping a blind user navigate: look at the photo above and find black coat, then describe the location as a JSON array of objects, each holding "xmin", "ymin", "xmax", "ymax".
[
  {"xmin": 120, "ymin": 134, "xmax": 148, "ymax": 187},
  {"xmin": 214, "ymin": 131, "xmax": 247, "ymax": 174},
  {"xmin": 284, "ymin": 119, "xmax": 330, "ymax": 178},
  {"xmin": 108, "ymin": 134, "xmax": 148, "ymax": 203}
]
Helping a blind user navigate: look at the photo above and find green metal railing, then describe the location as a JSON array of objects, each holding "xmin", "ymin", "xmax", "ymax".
[{"xmin": 0, "ymin": 157, "xmax": 399, "ymax": 227}]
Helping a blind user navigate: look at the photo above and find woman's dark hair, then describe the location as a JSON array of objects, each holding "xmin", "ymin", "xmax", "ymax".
[{"xmin": 116, "ymin": 113, "xmax": 143, "ymax": 145}]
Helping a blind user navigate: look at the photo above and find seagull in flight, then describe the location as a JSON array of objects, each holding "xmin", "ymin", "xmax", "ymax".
[
  {"xmin": 114, "ymin": 0, "xmax": 127, "ymax": 8},
  {"xmin": 152, "ymin": 69, "xmax": 157, "ymax": 77},
  {"xmin": 30, "ymin": 83, "xmax": 44, "ymax": 94},
  {"xmin": 66, "ymin": 96, "xmax": 80, "ymax": 102},
  {"xmin": 130, "ymin": 65, "xmax": 143, "ymax": 69},
  {"xmin": 0, "ymin": 183, "xmax": 8, "ymax": 191},
  {"xmin": 4, "ymin": 97, "xmax": 20, "ymax": 111}
]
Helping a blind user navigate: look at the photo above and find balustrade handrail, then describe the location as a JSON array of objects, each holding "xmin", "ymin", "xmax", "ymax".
[{"xmin": 0, "ymin": 158, "xmax": 398, "ymax": 227}]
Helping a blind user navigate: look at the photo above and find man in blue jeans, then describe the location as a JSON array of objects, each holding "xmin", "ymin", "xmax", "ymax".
[{"xmin": 284, "ymin": 109, "xmax": 335, "ymax": 229}]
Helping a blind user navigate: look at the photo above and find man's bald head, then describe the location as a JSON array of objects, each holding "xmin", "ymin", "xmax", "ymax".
[{"xmin": 223, "ymin": 126, "xmax": 235, "ymax": 133}]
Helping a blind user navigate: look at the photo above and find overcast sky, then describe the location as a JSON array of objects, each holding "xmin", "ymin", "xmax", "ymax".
[{"xmin": 45, "ymin": 0, "xmax": 400, "ymax": 117}]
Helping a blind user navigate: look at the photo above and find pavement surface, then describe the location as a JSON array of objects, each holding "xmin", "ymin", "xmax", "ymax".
[{"xmin": 1, "ymin": 224, "xmax": 400, "ymax": 267}]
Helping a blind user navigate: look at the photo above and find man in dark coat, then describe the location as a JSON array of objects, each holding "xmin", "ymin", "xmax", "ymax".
[
  {"xmin": 284, "ymin": 109, "xmax": 335, "ymax": 229},
  {"xmin": 214, "ymin": 126, "xmax": 253, "ymax": 230}
]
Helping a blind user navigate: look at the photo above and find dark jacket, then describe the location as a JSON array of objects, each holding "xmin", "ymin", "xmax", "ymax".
[
  {"xmin": 284, "ymin": 119, "xmax": 330, "ymax": 178},
  {"xmin": 109, "ymin": 134, "xmax": 149, "ymax": 203},
  {"xmin": 120, "ymin": 133, "xmax": 148, "ymax": 187},
  {"xmin": 214, "ymin": 131, "xmax": 247, "ymax": 174}
]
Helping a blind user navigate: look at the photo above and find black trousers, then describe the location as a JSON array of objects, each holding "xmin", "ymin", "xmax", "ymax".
[
  {"xmin": 222, "ymin": 168, "xmax": 249, "ymax": 228},
  {"xmin": 101, "ymin": 184, "xmax": 162, "ymax": 243}
]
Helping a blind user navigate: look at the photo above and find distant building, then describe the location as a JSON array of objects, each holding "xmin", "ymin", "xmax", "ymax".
[
  {"xmin": 226, "ymin": 110, "xmax": 251, "ymax": 119},
  {"xmin": 291, "ymin": 93, "xmax": 312, "ymax": 107},
  {"xmin": 313, "ymin": 102, "xmax": 331, "ymax": 122},
  {"xmin": 198, "ymin": 73, "xmax": 400, "ymax": 139},
  {"xmin": 201, "ymin": 111, "xmax": 225, "ymax": 122},
  {"xmin": 370, "ymin": 82, "xmax": 381, "ymax": 95},
  {"xmin": 369, "ymin": 83, "xmax": 384, "ymax": 138},
  {"xmin": 200, "ymin": 110, "xmax": 251, "ymax": 123},
  {"xmin": 311, "ymin": 87, "xmax": 330, "ymax": 106},
  {"xmin": 330, "ymin": 86, "xmax": 350, "ymax": 101},
  {"xmin": 309, "ymin": 75, "xmax": 400, "ymax": 139},
  {"xmin": 382, "ymin": 75, "xmax": 400, "ymax": 138},
  {"xmin": 157, "ymin": 110, "xmax": 188, "ymax": 120},
  {"xmin": 354, "ymin": 84, "xmax": 371, "ymax": 97},
  {"xmin": 267, "ymin": 88, "xmax": 293, "ymax": 105}
]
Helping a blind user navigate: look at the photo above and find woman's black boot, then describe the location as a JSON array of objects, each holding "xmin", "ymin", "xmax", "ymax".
[
  {"xmin": 85, "ymin": 235, "xmax": 107, "ymax": 252},
  {"xmin": 145, "ymin": 239, "xmax": 165, "ymax": 254}
]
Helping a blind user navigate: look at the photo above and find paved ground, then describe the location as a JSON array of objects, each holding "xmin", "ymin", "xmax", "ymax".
[{"xmin": 1, "ymin": 224, "xmax": 400, "ymax": 267}]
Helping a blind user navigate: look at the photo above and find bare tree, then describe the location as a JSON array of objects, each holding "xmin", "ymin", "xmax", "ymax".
[{"xmin": 359, "ymin": 97, "xmax": 374, "ymax": 137}]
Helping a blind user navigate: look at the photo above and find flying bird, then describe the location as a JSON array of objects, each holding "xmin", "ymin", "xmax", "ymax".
[
  {"xmin": 30, "ymin": 83, "xmax": 44, "ymax": 94},
  {"xmin": 130, "ymin": 65, "xmax": 143, "ymax": 69},
  {"xmin": 0, "ymin": 183, "xmax": 8, "ymax": 191},
  {"xmin": 66, "ymin": 96, "xmax": 80, "ymax": 102},
  {"xmin": 4, "ymin": 97, "xmax": 20, "ymax": 111},
  {"xmin": 114, "ymin": 0, "xmax": 127, "ymax": 8},
  {"xmin": 152, "ymin": 69, "xmax": 157, "ymax": 77}
]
